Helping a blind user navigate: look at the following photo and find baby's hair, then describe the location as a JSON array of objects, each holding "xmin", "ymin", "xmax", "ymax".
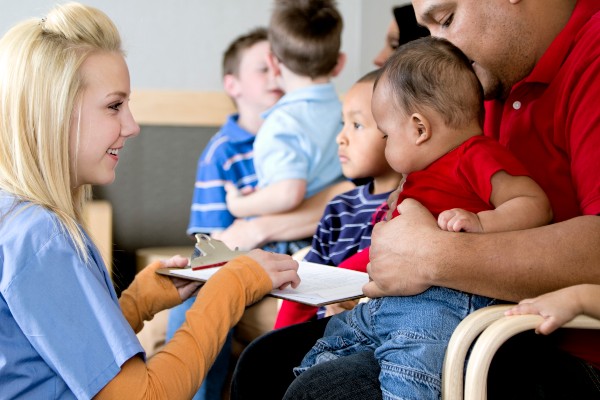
[
  {"xmin": 269, "ymin": 0, "xmax": 343, "ymax": 79},
  {"xmin": 375, "ymin": 36, "xmax": 484, "ymax": 129},
  {"xmin": 222, "ymin": 27, "xmax": 268, "ymax": 77}
]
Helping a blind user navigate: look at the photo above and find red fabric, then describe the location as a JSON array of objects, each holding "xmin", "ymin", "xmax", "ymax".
[
  {"xmin": 393, "ymin": 135, "xmax": 530, "ymax": 219},
  {"xmin": 483, "ymin": 0, "xmax": 600, "ymax": 368}
]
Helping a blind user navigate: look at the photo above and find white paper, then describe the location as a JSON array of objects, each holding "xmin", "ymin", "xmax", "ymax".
[{"xmin": 163, "ymin": 261, "xmax": 369, "ymax": 307}]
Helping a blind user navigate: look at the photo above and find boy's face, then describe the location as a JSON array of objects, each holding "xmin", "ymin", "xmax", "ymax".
[
  {"xmin": 372, "ymin": 78, "xmax": 420, "ymax": 175},
  {"xmin": 336, "ymin": 81, "xmax": 393, "ymax": 180},
  {"xmin": 231, "ymin": 40, "xmax": 283, "ymax": 113}
]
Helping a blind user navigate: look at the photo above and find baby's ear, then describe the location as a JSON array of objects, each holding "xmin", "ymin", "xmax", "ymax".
[{"xmin": 412, "ymin": 113, "xmax": 431, "ymax": 145}]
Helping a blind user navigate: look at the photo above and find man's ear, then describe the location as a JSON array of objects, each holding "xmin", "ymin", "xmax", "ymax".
[
  {"xmin": 267, "ymin": 52, "xmax": 282, "ymax": 77},
  {"xmin": 223, "ymin": 74, "xmax": 240, "ymax": 98},
  {"xmin": 411, "ymin": 112, "xmax": 431, "ymax": 145},
  {"xmin": 331, "ymin": 52, "xmax": 347, "ymax": 77}
]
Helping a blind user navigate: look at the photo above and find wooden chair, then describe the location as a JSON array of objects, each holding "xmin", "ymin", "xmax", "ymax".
[
  {"xmin": 442, "ymin": 304, "xmax": 600, "ymax": 400},
  {"xmin": 82, "ymin": 200, "xmax": 113, "ymax": 274}
]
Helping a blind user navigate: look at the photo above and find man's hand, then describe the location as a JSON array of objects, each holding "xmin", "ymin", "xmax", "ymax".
[{"xmin": 363, "ymin": 198, "xmax": 442, "ymax": 298}]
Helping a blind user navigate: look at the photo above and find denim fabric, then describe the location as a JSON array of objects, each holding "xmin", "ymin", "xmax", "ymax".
[{"xmin": 296, "ymin": 287, "xmax": 497, "ymax": 400}]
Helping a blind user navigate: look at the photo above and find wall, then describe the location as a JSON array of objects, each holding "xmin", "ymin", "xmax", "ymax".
[{"xmin": 1, "ymin": 0, "xmax": 411, "ymax": 286}]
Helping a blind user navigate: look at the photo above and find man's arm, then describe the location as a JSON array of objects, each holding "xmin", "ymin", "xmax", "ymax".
[
  {"xmin": 364, "ymin": 198, "xmax": 600, "ymax": 302},
  {"xmin": 214, "ymin": 180, "xmax": 355, "ymax": 250}
]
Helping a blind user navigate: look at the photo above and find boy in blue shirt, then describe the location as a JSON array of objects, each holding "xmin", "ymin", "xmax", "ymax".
[
  {"xmin": 167, "ymin": 27, "xmax": 282, "ymax": 400},
  {"xmin": 225, "ymin": 0, "xmax": 346, "ymax": 255}
]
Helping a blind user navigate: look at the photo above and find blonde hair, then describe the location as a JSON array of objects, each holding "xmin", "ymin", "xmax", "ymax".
[{"xmin": 0, "ymin": 2, "xmax": 123, "ymax": 261}]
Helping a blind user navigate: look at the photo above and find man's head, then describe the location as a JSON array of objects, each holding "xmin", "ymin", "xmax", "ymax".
[
  {"xmin": 268, "ymin": 0, "xmax": 343, "ymax": 79},
  {"xmin": 411, "ymin": 0, "xmax": 567, "ymax": 100},
  {"xmin": 372, "ymin": 36, "xmax": 483, "ymax": 174}
]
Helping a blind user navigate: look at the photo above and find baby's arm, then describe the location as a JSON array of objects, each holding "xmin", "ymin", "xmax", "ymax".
[
  {"xmin": 226, "ymin": 178, "xmax": 306, "ymax": 218},
  {"xmin": 505, "ymin": 284, "xmax": 600, "ymax": 335},
  {"xmin": 439, "ymin": 171, "xmax": 552, "ymax": 233}
]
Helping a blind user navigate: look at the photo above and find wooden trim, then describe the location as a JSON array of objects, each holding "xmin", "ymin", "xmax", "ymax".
[{"xmin": 130, "ymin": 90, "xmax": 236, "ymax": 127}]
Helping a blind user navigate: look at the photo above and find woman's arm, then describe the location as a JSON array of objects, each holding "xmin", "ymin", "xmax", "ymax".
[{"xmin": 97, "ymin": 251, "xmax": 299, "ymax": 399}]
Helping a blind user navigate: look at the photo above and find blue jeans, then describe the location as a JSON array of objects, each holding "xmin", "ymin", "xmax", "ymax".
[
  {"xmin": 296, "ymin": 287, "xmax": 496, "ymax": 400},
  {"xmin": 166, "ymin": 297, "xmax": 232, "ymax": 400}
]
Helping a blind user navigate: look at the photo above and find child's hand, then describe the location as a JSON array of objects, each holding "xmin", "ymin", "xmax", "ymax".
[
  {"xmin": 324, "ymin": 299, "xmax": 359, "ymax": 317},
  {"xmin": 245, "ymin": 249, "xmax": 301, "ymax": 290},
  {"xmin": 437, "ymin": 208, "xmax": 483, "ymax": 232},
  {"xmin": 505, "ymin": 287, "xmax": 583, "ymax": 335}
]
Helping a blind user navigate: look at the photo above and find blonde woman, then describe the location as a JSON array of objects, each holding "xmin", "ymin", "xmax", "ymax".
[{"xmin": 0, "ymin": 3, "xmax": 299, "ymax": 399}]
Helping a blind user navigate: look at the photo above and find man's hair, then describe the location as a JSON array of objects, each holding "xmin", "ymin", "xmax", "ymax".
[
  {"xmin": 375, "ymin": 36, "xmax": 484, "ymax": 129},
  {"xmin": 269, "ymin": 0, "xmax": 343, "ymax": 79},
  {"xmin": 222, "ymin": 27, "xmax": 268, "ymax": 77}
]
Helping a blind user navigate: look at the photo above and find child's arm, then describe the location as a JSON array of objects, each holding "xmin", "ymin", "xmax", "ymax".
[
  {"xmin": 505, "ymin": 284, "xmax": 600, "ymax": 335},
  {"xmin": 226, "ymin": 178, "xmax": 306, "ymax": 218},
  {"xmin": 438, "ymin": 171, "xmax": 552, "ymax": 233}
]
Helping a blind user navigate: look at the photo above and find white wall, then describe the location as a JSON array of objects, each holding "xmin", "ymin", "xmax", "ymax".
[{"xmin": 0, "ymin": 0, "xmax": 410, "ymax": 93}]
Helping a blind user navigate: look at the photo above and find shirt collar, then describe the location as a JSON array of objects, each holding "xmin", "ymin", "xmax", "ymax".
[
  {"xmin": 261, "ymin": 82, "xmax": 337, "ymax": 119},
  {"xmin": 525, "ymin": 0, "xmax": 599, "ymax": 85},
  {"xmin": 223, "ymin": 114, "xmax": 256, "ymax": 144}
]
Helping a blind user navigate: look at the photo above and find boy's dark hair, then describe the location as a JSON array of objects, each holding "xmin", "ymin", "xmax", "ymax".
[
  {"xmin": 375, "ymin": 36, "xmax": 484, "ymax": 129},
  {"xmin": 269, "ymin": 0, "xmax": 343, "ymax": 79},
  {"xmin": 222, "ymin": 27, "xmax": 268, "ymax": 77}
]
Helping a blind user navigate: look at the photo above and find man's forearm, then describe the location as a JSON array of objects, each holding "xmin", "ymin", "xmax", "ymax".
[{"xmin": 433, "ymin": 215, "xmax": 600, "ymax": 302}]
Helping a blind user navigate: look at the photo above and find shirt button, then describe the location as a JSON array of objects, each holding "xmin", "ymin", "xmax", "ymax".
[{"xmin": 512, "ymin": 101, "xmax": 522, "ymax": 110}]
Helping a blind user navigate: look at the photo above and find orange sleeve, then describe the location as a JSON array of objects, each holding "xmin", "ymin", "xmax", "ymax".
[
  {"xmin": 118, "ymin": 261, "xmax": 182, "ymax": 333},
  {"xmin": 95, "ymin": 256, "xmax": 272, "ymax": 400}
]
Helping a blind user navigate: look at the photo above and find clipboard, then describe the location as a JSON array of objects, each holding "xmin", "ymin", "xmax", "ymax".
[{"xmin": 156, "ymin": 235, "xmax": 369, "ymax": 307}]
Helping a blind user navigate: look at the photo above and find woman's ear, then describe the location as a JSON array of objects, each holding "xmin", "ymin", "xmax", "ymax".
[
  {"xmin": 412, "ymin": 113, "xmax": 431, "ymax": 145},
  {"xmin": 223, "ymin": 74, "xmax": 240, "ymax": 98}
]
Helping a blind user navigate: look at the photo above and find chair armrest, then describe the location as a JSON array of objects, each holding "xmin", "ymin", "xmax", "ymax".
[{"xmin": 464, "ymin": 314, "xmax": 600, "ymax": 400}]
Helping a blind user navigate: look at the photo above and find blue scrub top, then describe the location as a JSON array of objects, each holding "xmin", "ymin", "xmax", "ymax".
[{"xmin": 0, "ymin": 193, "xmax": 143, "ymax": 399}]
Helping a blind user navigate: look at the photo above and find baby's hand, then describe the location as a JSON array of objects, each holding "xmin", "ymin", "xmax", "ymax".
[
  {"xmin": 245, "ymin": 249, "xmax": 301, "ymax": 290},
  {"xmin": 437, "ymin": 208, "xmax": 483, "ymax": 232}
]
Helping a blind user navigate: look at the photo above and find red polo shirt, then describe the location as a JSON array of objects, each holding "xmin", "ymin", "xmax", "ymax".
[{"xmin": 483, "ymin": 0, "xmax": 600, "ymax": 368}]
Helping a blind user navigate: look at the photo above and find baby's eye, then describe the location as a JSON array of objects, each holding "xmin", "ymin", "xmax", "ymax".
[{"xmin": 353, "ymin": 122, "xmax": 362, "ymax": 130}]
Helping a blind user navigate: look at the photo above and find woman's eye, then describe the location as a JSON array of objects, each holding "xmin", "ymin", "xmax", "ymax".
[
  {"xmin": 390, "ymin": 40, "xmax": 400, "ymax": 50},
  {"xmin": 109, "ymin": 102, "xmax": 123, "ymax": 111}
]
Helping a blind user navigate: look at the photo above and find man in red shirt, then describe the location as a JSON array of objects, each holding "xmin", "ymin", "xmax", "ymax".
[{"xmin": 231, "ymin": 1, "xmax": 600, "ymax": 399}]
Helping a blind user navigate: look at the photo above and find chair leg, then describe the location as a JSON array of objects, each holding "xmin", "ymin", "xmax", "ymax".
[{"xmin": 442, "ymin": 304, "xmax": 512, "ymax": 400}]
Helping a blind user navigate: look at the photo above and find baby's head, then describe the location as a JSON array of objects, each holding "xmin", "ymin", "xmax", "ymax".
[
  {"xmin": 268, "ymin": 0, "xmax": 343, "ymax": 80},
  {"xmin": 372, "ymin": 36, "xmax": 484, "ymax": 174},
  {"xmin": 337, "ymin": 70, "xmax": 397, "ymax": 183},
  {"xmin": 222, "ymin": 27, "xmax": 282, "ymax": 112}
]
